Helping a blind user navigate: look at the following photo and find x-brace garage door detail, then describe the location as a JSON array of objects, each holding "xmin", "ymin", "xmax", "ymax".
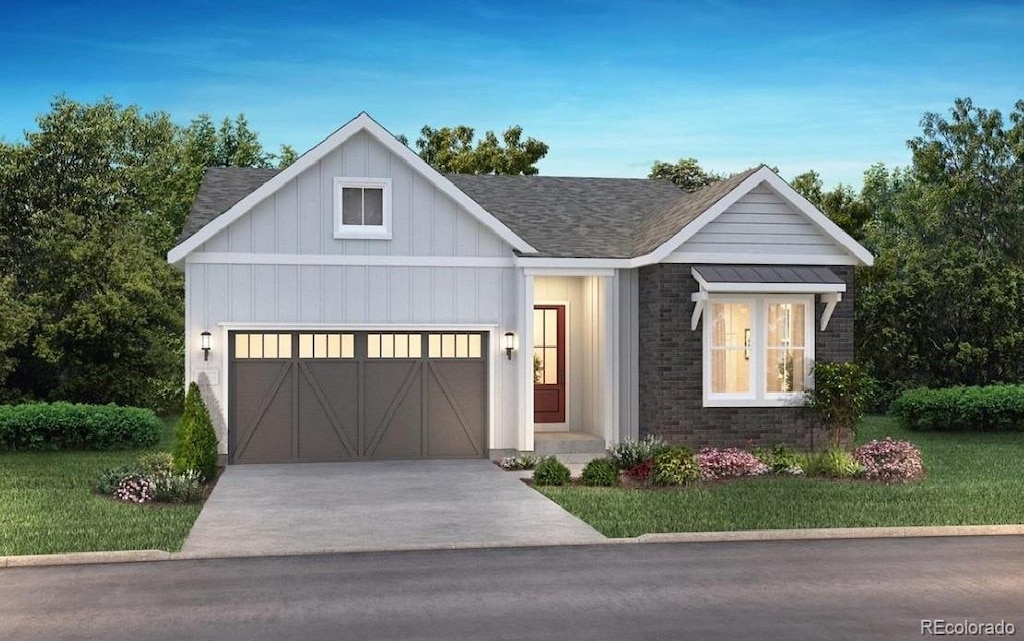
[{"xmin": 229, "ymin": 332, "xmax": 487, "ymax": 463}]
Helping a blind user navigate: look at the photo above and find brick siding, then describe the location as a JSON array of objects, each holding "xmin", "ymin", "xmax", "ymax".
[{"xmin": 637, "ymin": 264, "xmax": 855, "ymax": 450}]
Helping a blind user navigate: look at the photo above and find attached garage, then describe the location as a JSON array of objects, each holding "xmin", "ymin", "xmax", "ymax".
[{"xmin": 229, "ymin": 331, "xmax": 488, "ymax": 463}]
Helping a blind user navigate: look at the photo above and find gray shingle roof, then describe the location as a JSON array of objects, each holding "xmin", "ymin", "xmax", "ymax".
[
  {"xmin": 693, "ymin": 264, "xmax": 845, "ymax": 284},
  {"xmin": 445, "ymin": 174, "xmax": 685, "ymax": 258},
  {"xmin": 180, "ymin": 167, "xmax": 280, "ymax": 242},
  {"xmin": 179, "ymin": 166, "xmax": 766, "ymax": 259}
]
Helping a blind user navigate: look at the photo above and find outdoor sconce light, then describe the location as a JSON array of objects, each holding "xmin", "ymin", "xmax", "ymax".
[
  {"xmin": 200, "ymin": 331, "xmax": 212, "ymax": 361},
  {"xmin": 504, "ymin": 331, "xmax": 515, "ymax": 361}
]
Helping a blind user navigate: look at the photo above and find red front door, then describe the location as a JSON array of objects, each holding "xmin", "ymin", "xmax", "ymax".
[{"xmin": 533, "ymin": 305, "xmax": 566, "ymax": 423}]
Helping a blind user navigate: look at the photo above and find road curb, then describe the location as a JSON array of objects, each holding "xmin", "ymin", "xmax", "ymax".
[
  {"xmin": 0, "ymin": 549, "xmax": 171, "ymax": 568},
  {"xmin": 636, "ymin": 524, "xmax": 1024, "ymax": 544},
  {"xmin": 3, "ymin": 525, "xmax": 1022, "ymax": 568}
]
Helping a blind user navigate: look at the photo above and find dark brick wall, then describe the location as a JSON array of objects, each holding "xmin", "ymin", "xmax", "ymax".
[{"xmin": 637, "ymin": 264, "xmax": 855, "ymax": 450}]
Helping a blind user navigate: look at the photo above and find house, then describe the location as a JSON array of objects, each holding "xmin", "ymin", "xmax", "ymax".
[{"xmin": 167, "ymin": 112, "xmax": 873, "ymax": 464}]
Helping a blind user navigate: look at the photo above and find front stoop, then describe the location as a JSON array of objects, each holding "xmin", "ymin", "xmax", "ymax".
[{"xmin": 532, "ymin": 432, "xmax": 607, "ymax": 464}]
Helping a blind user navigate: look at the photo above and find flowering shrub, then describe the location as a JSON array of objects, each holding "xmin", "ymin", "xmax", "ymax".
[
  {"xmin": 114, "ymin": 474, "xmax": 153, "ymax": 503},
  {"xmin": 697, "ymin": 448, "xmax": 770, "ymax": 480},
  {"xmin": 150, "ymin": 469, "xmax": 204, "ymax": 503},
  {"xmin": 625, "ymin": 459, "xmax": 654, "ymax": 482},
  {"xmin": 608, "ymin": 435, "xmax": 670, "ymax": 470},
  {"xmin": 853, "ymin": 438, "xmax": 924, "ymax": 483},
  {"xmin": 498, "ymin": 454, "xmax": 539, "ymax": 471}
]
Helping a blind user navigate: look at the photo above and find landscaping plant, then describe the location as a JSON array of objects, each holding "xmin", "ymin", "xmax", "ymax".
[
  {"xmin": 803, "ymin": 361, "xmax": 875, "ymax": 447},
  {"xmin": 853, "ymin": 438, "xmax": 924, "ymax": 483},
  {"xmin": 625, "ymin": 459, "xmax": 654, "ymax": 482},
  {"xmin": 533, "ymin": 456, "xmax": 571, "ymax": 486},
  {"xmin": 607, "ymin": 435, "xmax": 670, "ymax": 470},
  {"xmin": 173, "ymin": 382, "xmax": 219, "ymax": 481},
  {"xmin": 498, "ymin": 453, "xmax": 539, "ymax": 470},
  {"xmin": 0, "ymin": 402, "xmax": 161, "ymax": 451},
  {"xmin": 113, "ymin": 474, "xmax": 154, "ymax": 504},
  {"xmin": 751, "ymin": 444, "xmax": 804, "ymax": 474},
  {"xmin": 890, "ymin": 384, "xmax": 1024, "ymax": 432},
  {"xmin": 650, "ymin": 447, "xmax": 700, "ymax": 486},
  {"xmin": 809, "ymin": 448, "xmax": 864, "ymax": 479},
  {"xmin": 580, "ymin": 458, "xmax": 620, "ymax": 487},
  {"xmin": 697, "ymin": 448, "xmax": 769, "ymax": 481}
]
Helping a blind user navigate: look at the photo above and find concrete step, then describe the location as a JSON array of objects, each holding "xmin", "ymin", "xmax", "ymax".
[
  {"xmin": 546, "ymin": 452, "xmax": 609, "ymax": 465},
  {"xmin": 533, "ymin": 433, "xmax": 607, "ymax": 455}
]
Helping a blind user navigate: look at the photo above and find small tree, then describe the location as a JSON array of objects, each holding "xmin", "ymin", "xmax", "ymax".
[
  {"xmin": 804, "ymin": 361, "xmax": 875, "ymax": 448},
  {"xmin": 173, "ymin": 382, "xmax": 219, "ymax": 481}
]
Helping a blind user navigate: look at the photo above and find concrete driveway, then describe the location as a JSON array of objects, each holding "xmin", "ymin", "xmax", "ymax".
[{"xmin": 180, "ymin": 460, "xmax": 605, "ymax": 557}]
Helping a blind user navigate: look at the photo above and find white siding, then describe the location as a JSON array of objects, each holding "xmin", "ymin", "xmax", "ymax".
[
  {"xmin": 674, "ymin": 183, "xmax": 851, "ymax": 260},
  {"xmin": 187, "ymin": 263, "xmax": 520, "ymax": 453},
  {"xmin": 185, "ymin": 130, "xmax": 522, "ymax": 454},
  {"xmin": 198, "ymin": 131, "xmax": 510, "ymax": 258}
]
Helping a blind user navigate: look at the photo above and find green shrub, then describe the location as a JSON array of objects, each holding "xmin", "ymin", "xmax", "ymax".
[
  {"xmin": 751, "ymin": 444, "xmax": 803, "ymax": 473},
  {"xmin": 580, "ymin": 458, "xmax": 620, "ymax": 487},
  {"xmin": 533, "ymin": 456, "xmax": 571, "ymax": 486},
  {"xmin": 804, "ymin": 361, "xmax": 875, "ymax": 447},
  {"xmin": 138, "ymin": 451, "xmax": 174, "ymax": 475},
  {"xmin": 607, "ymin": 435, "xmax": 671, "ymax": 470},
  {"xmin": 0, "ymin": 402, "xmax": 161, "ymax": 451},
  {"xmin": 650, "ymin": 447, "xmax": 700, "ymax": 486},
  {"xmin": 95, "ymin": 462, "xmax": 147, "ymax": 495},
  {"xmin": 890, "ymin": 384, "xmax": 1024, "ymax": 432},
  {"xmin": 806, "ymin": 448, "xmax": 864, "ymax": 479},
  {"xmin": 172, "ymin": 383, "xmax": 219, "ymax": 481}
]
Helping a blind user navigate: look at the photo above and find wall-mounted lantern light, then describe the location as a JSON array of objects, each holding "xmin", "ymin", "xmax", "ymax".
[
  {"xmin": 201, "ymin": 331, "xmax": 212, "ymax": 361},
  {"xmin": 504, "ymin": 331, "xmax": 515, "ymax": 361}
]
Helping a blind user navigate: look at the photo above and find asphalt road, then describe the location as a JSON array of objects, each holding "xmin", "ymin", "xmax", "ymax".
[{"xmin": 3, "ymin": 537, "xmax": 1023, "ymax": 641}]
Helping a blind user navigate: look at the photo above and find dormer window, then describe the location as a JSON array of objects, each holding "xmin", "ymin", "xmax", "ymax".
[{"xmin": 333, "ymin": 178, "xmax": 392, "ymax": 239}]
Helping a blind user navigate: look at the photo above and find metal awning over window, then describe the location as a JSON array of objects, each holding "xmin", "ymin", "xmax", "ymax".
[{"xmin": 690, "ymin": 265, "xmax": 846, "ymax": 331}]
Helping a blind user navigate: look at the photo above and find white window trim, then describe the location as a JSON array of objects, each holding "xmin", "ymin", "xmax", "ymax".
[
  {"xmin": 702, "ymin": 294, "xmax": 815, "ymax": 408},
  {"xmin": 333, "ymin": 177, "xmax": 392, "ymax": 239}
]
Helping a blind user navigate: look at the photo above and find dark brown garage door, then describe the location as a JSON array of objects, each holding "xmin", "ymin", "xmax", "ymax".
[{"xmin": 229, "ymin": 331, "xmax": 487, "ymax": 463}]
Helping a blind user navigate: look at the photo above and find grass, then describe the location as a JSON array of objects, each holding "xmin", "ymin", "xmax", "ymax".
[
  {"xmin": 536, "ymin": 416, "xmax": 1024, "ymax": 537},
  {"xmin": 0, "ymin": 415, "xmax": 203, "ymax": 556}
]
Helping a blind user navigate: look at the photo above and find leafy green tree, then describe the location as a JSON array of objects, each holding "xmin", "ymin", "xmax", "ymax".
[
  {"xmin": 790, "ymin": 170, "xmax": 872, "ymax": 241},
  {"xmin": 275, "ymin": 144, "xmax": 299, "ymax": 168},
  {"xmin": 648, "ymin": 157, "xmax": 722, "ymax": 192},
  {"xmin": 0, "ymin": 276, "xmax": 34, "ymax": 393},
  {"xmin": 409, "ymin": 124, "xmax": 549, "ymax": 174},
  {"xmin": 854, "ymin": 98, "xmax": 1024, "ymax": 407}
]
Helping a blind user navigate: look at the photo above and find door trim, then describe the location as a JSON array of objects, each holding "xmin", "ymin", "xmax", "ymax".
[{"xmin": 533, "ymin": 301, "xmax": 569, "ymax": 428}]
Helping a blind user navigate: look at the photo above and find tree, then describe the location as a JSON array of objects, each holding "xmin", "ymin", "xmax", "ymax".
[
  {"xmin": 790, "ymin": 170, "xmax": 872, "ymax": 241},
  {"xmin": 409, "ymin": 124, "xmax": 549, "ymax": 174},
  {"xmin": 648, "ymin": 157, "xmax": 722, "ymax": 192},
  {"xmin": 275, "ymin": 144, "xmax": 299, "ymax": 168},
  {"xmin": 854, "ymin": 98, "xmax": 1024, "ymax": 407},
  {"xmin": 0, "ymin": 97, "xmax": 288, "ymax": 412}
]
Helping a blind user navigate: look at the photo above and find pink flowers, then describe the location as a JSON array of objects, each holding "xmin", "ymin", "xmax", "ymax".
[
  {"xmin": 697, "ymin": 448, "xmax": 770, "ymax": 480},
  {"xmin": 113, "ymin": 474, "xmax": 153, "ymax": 503},
  {"xmin": 853, "ymin": 438, "xmax": 924, "ymax": 483}
]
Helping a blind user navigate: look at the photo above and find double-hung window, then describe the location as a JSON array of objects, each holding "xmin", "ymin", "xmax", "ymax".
[
  {"xmin": 704, "ymin": 296, "xmax": 814, "ymax": 406},
  {"xmin": 333, "ymin": 177, "xmax": 392, "ymax": 239}
]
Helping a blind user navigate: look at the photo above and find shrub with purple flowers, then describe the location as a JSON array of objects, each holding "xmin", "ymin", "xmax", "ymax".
[
  {"xmin": 113, "ymin": 473, "xmax": 153, "ymax": 503},
  {"xmin": 853, "ymin": 438, "xmax": 924, "ymax": 483},
  {"xmin": 697, "ymin": 448, "xmax": 770, "ymax": 481},
  {"xmin": 625, "ymin": 459, "xmax": 654, "ymax": 482}
]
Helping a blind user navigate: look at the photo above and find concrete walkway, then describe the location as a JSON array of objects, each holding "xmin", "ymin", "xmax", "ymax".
[{"xmin": 180, "ymin": 460, "xmax": 605, "ymax": 557}]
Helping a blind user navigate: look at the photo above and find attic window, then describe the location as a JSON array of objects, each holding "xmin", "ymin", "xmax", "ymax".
[{"xmin": 333, "ymin": 178, "xmax": 392, "ymax": 239}]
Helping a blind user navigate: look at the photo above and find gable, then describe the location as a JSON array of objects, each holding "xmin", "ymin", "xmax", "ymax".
[
  {"xmin": 195, "ymin": 131, "xmax": 514, "ymax": 259},
  {"xmin": 168, "ymin": 113, "xmax": 534, "ymax": 265}
]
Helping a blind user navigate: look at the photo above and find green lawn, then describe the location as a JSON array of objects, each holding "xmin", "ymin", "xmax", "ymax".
[
  {"xmin": 0, "ymin": 416, "xmax": 203, "ymax": 556},
  {"xmin": 536, "ymin": 416, "xmax": 1024, "ymax": 537}
]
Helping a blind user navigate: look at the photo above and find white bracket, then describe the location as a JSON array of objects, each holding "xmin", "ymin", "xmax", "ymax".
[
  {"xmin": 691, "ymin": 290, "xmax": 708, "ymax": 330},
  {"xmin": 820, "ymin": 292, "xmax": 842, "ymax": 331}
]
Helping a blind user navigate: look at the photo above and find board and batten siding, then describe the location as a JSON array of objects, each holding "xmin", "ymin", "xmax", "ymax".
[
  {"xmin": 673, "ymin": 183, "xmax": 851, "ymax": 260},
  {"xmin": 197, "ymin": 131, "xmax": 509, "ymax": 258},
  {"xmin": 185, "ymin": 129, "xmax": 523, "ymax": 454}
]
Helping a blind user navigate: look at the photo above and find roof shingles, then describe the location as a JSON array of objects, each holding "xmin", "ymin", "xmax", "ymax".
[{"xmin": 180, "ymin": 166, "xmax": 766, "ymax": 259}]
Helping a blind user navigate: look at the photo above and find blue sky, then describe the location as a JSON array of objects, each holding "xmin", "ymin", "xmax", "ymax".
[{"xmin": 2, "ymin": 0, "xmax": 1022, "ymax": 188}]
